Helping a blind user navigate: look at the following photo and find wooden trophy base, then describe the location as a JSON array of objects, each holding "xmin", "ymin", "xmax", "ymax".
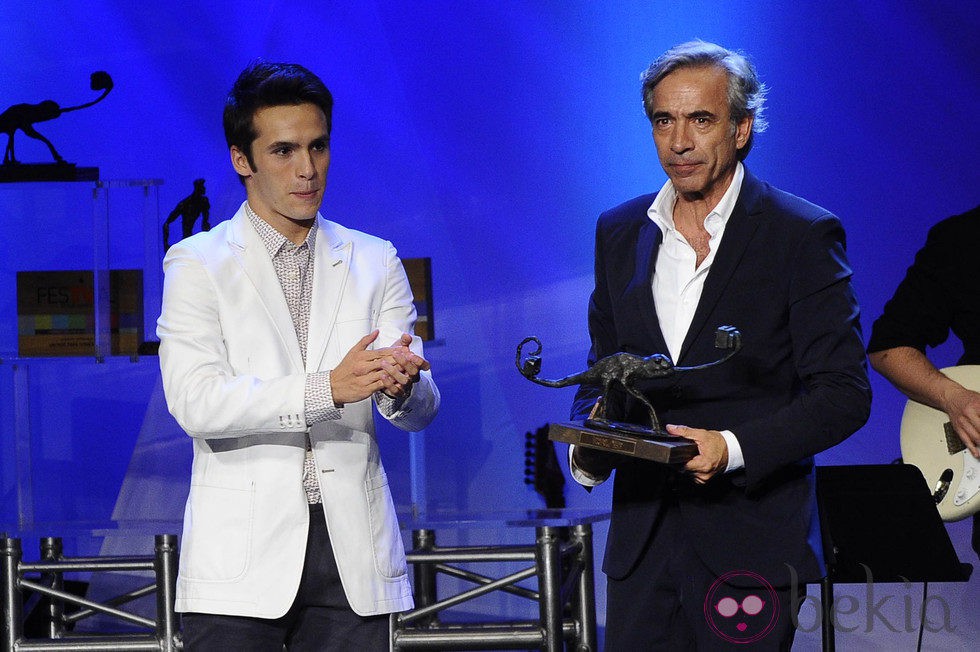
[{"xmin": 549, "ymin": 420, "xmax": 698, "ymax": 464}]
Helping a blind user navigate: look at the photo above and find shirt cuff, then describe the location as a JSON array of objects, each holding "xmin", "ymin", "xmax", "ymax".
[
  {"xmin": 305, "ymin": 371, "xmax": 342, "ymax": 425},
  {"xmin": 375, "ymin": 386, "xmax": 409, "ymax": 417},
  {"xmin": 567, "ymin": 444, "xmax": 609, "ymax": 487},
  {"xmin": 720, "ymin": 429, "xmax": 744, "ymax": 473}
]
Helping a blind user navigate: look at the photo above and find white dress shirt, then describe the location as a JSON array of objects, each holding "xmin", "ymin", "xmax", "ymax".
[
  {"xmin": 571, "ymin": 163, "xmax": 746, "ymax": 485},
  {"xmin": 648, "ymin": 163, "xmax": 745, "ymax": 473}
]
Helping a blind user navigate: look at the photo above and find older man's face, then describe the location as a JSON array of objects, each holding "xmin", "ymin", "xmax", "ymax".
[{"xmin": 649, "ymin": 65, "xmax": 752, "ymax": 207}]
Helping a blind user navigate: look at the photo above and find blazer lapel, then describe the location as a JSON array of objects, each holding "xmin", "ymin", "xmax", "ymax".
[
  {"xmin": 307, "ymin": 218, "xmax": 351, "ymax": 372},
  {"xmin": 625, "ymin": 219, "xmax": 670, "ymax": 355},
  {"xmin": 228, "ymin": 209, "xmax": 304, "ymax": 371},
  {"xmin": 679, "ymin": 171, "xmax": 765, "ymax": 362}
]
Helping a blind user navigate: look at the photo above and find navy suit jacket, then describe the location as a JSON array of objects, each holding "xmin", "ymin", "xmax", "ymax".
[{"xmin": 572, "ymin": 170, "xmax": 871, "ymax": 586}]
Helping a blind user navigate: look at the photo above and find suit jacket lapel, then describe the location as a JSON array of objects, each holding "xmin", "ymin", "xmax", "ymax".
[
  {"xmin": 228, "ymin": 209, "xmax": 304, "ymax": 371},
  {"xmin": 307, "ymin": 217, "xmax": 351, "ymax": 372},
  {"xmin": 626, "ymin": 219, "xmax": 670, "ymax": 355},
  {"xmin": 679, "ymin": 171, "xmax": 765, "ymax": 362}
]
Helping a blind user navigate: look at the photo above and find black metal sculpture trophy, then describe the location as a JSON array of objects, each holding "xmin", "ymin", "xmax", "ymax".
[
  {"xmin": 0, "ymin": 71, "xmax": 113, "ymax": 182},
  {"xmin": 163, "ymin": 179, "xmax": 211, "ymax": 251},
  {"xmin": 516, "ymin": 326, "xmax": 741, "ymax": 464}
]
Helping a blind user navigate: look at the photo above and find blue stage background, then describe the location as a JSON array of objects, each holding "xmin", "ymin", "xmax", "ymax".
[{"xmin": 1, "ymin": 1, "xmax": 978, "ymax": 647}]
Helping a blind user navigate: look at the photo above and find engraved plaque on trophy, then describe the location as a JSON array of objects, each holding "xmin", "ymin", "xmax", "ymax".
[
  {"xmin": 516, "ymin": 326, "xmax": 742, "ymax": 463},
  {"xmin": 548, "ymin": 421, "xmax": 699, "ymax": 464}
]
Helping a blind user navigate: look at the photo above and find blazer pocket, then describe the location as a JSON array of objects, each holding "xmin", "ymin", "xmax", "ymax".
[
  {"xmin": 180, "ymin": 482, "xmax": 254, "ymax": 582},
  {"xmin": 365, "ymin": 471, "xmax": 408, "ymax": 579}
]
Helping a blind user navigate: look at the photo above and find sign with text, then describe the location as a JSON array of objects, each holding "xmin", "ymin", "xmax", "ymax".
[{"xmin": 17, "ymin": 270, "xmax": 143, "ymax": 356}]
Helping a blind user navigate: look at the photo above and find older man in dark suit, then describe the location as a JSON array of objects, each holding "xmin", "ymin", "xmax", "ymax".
[{"xmin": 570, "ymin": 41, "xmax": 871, "ymax": 650}]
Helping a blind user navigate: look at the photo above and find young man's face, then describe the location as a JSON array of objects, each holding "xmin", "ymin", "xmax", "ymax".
[{"xmin": 231, "ymin": 102, "xmax": 330, "ymax": 233}]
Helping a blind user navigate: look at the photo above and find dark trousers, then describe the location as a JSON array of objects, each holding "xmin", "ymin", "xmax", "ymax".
[
  {"xmin": 181, "ymin": 503, "xmax": 389, "ymax": 651},
  {"xmin": 605, "ymin": 503, "xmax": 802, "ymax": 651}
]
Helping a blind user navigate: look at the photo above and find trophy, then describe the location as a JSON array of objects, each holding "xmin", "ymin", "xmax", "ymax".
[
  {"xmin": 516, "ymin": 326, "xmax": 741, "ymax": 464},
  {"xmin": 1, "ymin": 71, "xmax": 113, "ymax": 182},
  {"xmin": 163, "ymin": 179, "xmax": 211, "ymax": 251}
]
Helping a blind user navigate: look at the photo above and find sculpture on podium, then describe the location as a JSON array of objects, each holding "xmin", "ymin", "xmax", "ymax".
[
  {"xmin": 0, "ymin": 71, "xmax": 113, "ymax": 182},
  {"xmin": 163, "ymin": 178, "xmax": 211, "ymax": 251}
]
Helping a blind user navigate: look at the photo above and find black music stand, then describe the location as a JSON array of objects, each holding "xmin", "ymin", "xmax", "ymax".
[{"xmin": 815, "ymin": 464, "xmax": 972, "ymax": 651}]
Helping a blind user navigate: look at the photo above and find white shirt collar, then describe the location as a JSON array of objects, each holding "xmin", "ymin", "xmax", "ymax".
[
  {"xmin": 647, "ymin": 161, "xmax": 745, "ymax": 235},
  {"xmin": 244, "ymin": 201, "xmax": 318, "ymax": 256}
]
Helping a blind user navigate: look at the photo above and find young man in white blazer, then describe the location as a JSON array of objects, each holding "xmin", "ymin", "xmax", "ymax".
[{"xmin": 157, "ymin": 61, "xmax": 440, "ymax": 650}]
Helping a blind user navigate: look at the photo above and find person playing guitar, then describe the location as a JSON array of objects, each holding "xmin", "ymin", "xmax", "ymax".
[{"xmin": 867, "ymin": 203, "xmax": 980, "ymax": 556}]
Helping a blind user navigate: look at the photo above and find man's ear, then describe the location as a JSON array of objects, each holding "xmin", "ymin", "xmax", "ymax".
[
  {"xmin": 230, "ymin": 146, "xmax": 254, "ymax": 177},
  {"xmin": 734, "ymin": 115, "xmax": 753, "ymax": 150}
]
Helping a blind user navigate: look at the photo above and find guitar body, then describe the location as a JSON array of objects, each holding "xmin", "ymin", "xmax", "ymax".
[{"xmin": 900, "ymin": 365, "xmax": 980, "ymax": 521}]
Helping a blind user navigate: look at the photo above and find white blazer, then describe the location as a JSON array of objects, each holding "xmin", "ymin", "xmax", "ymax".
[{"xmin": 157, "ymin": 203, "xmax": 439, "ymax": 618}]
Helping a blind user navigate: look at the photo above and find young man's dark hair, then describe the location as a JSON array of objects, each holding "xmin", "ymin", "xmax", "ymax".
[{"xmin": 223, "ymin": 61, "xmax": 334, "ymax": 175}]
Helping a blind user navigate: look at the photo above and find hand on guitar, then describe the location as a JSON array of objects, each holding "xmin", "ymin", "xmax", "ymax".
[
  {"xmin": 939, "ymin": 385, "xmax": 980, "ymax": 458},
  {"xmin": 895, "ymin": 364, "xmax": 980, "ymax": 521},
  {"xmin": 870, "ymin": 346, "xmax": 980, "ymax": 458}
]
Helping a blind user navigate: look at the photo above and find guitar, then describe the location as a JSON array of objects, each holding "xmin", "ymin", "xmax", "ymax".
[
  {"xmin": 524, "ymin": 424, "xmax": 566, "ymax": 509},
  {"xmin": 900, "ymin": 365, "xmax": 980, "ymax": 521}
]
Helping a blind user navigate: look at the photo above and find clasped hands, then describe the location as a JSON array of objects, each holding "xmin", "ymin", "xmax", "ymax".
[{"xmin": 330, "ymin": 330, "xmax": 430, "ymax": 406}]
